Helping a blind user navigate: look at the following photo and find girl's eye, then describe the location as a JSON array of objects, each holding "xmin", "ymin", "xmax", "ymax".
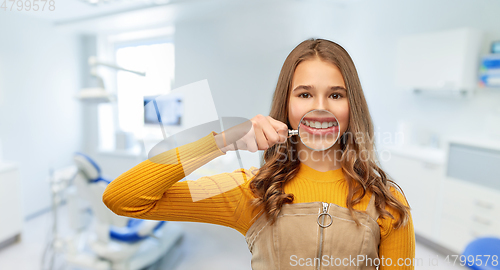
[
  {"xmin": 330, "ymin": 93, "xmax": 343, "ymax": 99},
  {"xmin": 298, "ymin": 93, "xmax": 311, "ymax": 98}
]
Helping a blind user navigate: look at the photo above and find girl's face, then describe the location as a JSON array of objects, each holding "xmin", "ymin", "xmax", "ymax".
[{"xmin": 288, "ymin": 58, "xmax": 350, "ymax": 147}]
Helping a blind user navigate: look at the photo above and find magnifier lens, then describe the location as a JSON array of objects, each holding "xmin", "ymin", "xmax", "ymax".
[{"xmin": 296, "ymin": 109, "xmax": 340, "ymax": 151}]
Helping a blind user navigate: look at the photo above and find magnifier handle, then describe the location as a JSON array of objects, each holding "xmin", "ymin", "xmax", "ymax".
[{"xmin": 288, "ymin": 129, "xmax": 298, "ymax": 138}]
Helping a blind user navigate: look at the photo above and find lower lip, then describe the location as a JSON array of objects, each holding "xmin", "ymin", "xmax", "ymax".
[{"xmin": 300, "ymin": 123, "xmax": 339, "ymax": 135}]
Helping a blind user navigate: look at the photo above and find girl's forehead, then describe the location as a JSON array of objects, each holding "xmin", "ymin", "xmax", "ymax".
[{"xmin": 291, "ymin": 61, "xmax": 345, "ymax": 87}]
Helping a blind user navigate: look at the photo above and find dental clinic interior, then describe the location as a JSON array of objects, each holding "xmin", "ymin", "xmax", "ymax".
[{"xmin": 1, "ymin": 0, "xmax": 500, "ymax": 269}]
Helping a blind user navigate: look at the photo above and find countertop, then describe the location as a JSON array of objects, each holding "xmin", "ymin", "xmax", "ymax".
[{"xmin": 0, "ymin": 162, "xmax": 18, "ymax": 173}]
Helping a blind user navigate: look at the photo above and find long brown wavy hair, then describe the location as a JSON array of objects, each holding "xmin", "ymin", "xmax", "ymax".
[{"xmin": 248, "ymin": 38, "xmax": 411, "ymax": 229}]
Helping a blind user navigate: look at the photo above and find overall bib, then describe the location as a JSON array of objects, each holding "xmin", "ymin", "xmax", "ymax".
[{"xmin": 245, "ymin": 193, "xmax": 381, "ymax": 270}]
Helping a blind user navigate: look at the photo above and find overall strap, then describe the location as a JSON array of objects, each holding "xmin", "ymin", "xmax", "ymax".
[{"xmin": 365, "ymin": 192, "xmax": 380, "ymax": 221}]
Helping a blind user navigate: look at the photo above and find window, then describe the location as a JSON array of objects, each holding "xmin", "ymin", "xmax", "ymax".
[
  {"xmin": 96, "ymin": 29, "xmax": 175, "ymax": 152},
  {"xmin": 115, "ymin": 40, "xmax": 175, "ymax": 139}
]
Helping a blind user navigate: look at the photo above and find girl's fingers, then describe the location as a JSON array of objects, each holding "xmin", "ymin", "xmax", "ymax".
[
  {"xmin": 222, "ymin": 115, "xmax": 288, "ymax": 153},
  {"xmin": 266, "ymin": 116, "xmax": 289, "ymax": 143},
  {"xmin": 252, "ymin": 115, "xmax": 269, "ymax": 150},
  {"xmin": 260, "ymin": 116, "xmax": 280, "ymax": 146},
  {"xmin": 245, "ymin": 130, "xmax": 259, "ymax": 152}
]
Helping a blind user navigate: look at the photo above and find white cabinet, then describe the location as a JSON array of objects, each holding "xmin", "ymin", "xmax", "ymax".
[
  {"xmin": 395, "ymin": 27, "xmax": 483, "ymax": 95},
  {"xmin": 379, "ymin": 139, "xmax": 500, "ymax": 254},
  {"xmin": 0, "ymin": 163, "xmax": 23, "ymax": 248},
  {"xmin": 378, "ymin": 147, "xmax": 445, "ymax": 243},
  {"xmin": 438, "ymin": 177, "xmax": 500, "ymax": 253},
  {"xmin": 438, "ymin": 138, "xmax": 500, "ymax": 253}
]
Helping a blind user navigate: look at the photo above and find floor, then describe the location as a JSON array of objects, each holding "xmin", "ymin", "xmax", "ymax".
[{"xmin": 0, "ymin": 203, "xmax": 467, "ymax": 270}]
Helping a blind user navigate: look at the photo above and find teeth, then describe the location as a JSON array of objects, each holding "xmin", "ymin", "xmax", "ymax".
[{"xmin": 301, "ymin": 120, "xmax": 338, "ymax": 129}]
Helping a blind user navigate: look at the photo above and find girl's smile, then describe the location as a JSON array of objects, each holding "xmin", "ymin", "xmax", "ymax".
[{"xmin": 300, "ymin": 116, "xmax": 339, "ymax": 136}]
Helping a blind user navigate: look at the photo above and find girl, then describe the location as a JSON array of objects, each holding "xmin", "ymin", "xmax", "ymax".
[{"xmin": 103, "ymin": 38, "xmax": 415, "ymax": 270}]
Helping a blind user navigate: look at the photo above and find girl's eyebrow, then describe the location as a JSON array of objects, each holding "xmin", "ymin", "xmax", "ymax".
[{"xmin": 292, "ymin": 85, "xmax": 347, "ymax": 92}]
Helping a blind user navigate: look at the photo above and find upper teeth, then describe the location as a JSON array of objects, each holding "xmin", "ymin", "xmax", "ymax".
[{"xmin": 301, "ymin": 120, "xmax": 338, "ymax": 128}]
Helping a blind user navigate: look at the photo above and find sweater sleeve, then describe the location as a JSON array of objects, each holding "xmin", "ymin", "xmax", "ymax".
[
  {"xmin": 378, "ymin": 186, "xmax": 416, "ymax": 270},
  {"xmin": 102, "ymin": 131, "xmax": 260, "ymax": 235}
]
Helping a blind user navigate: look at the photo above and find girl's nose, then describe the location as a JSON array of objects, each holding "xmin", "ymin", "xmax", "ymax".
[{"xmin": 314, "ymin": 97, "xmax": 328, "ymax": 111}]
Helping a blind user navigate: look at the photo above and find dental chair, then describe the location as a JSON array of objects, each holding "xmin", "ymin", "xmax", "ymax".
[{"xmin": 64, "ymin": 152, "xmax": 184, "ymax": 270}]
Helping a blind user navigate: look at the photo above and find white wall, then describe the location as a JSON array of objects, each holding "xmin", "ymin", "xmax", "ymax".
[
  {"xmin": 340, "ymin": 0, "xmax": 500, "ymax": 147},
  {"xmin": 0, "ymin": 13, "xmax": 83, "ymax": 219}
]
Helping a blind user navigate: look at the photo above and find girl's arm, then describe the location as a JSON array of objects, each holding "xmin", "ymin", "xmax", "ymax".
[
  {"xmin": 102, "ymin": 131, "xmax": 259, "ymax": 235},
  {"xmin": 378, "ymin": 187, "xmax": 416, "ymax": 270}
]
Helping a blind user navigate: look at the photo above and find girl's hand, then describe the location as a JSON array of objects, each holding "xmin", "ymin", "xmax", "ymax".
[{"xmin": 214, "ymin": 114, "xmax": 288, "ymax": 153}]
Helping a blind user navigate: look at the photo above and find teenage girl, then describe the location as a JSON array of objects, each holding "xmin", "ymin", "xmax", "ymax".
[{"xmin": 103, "ymin": 38, "xmax": 415, "ymax": 270}]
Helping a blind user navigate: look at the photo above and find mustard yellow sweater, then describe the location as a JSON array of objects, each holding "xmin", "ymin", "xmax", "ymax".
[{"xmin": 103, "ymin": 131, "xmax": 415, "ymax": 269}]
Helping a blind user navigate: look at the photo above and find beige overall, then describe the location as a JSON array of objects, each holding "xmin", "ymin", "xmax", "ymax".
[{"xmin": 245, "ymin": 193, "xmax": 381, "ymax": 270}]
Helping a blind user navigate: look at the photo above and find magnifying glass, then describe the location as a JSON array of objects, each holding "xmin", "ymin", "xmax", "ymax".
[{"xmin": 287, "ymin": 109, "xmax": 340, "ymax": 151}]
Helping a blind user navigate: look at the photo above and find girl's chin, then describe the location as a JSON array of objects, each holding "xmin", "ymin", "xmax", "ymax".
[{"xmin": 296, "ymin": 141, "xmax": 341, "ymax": 152}]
